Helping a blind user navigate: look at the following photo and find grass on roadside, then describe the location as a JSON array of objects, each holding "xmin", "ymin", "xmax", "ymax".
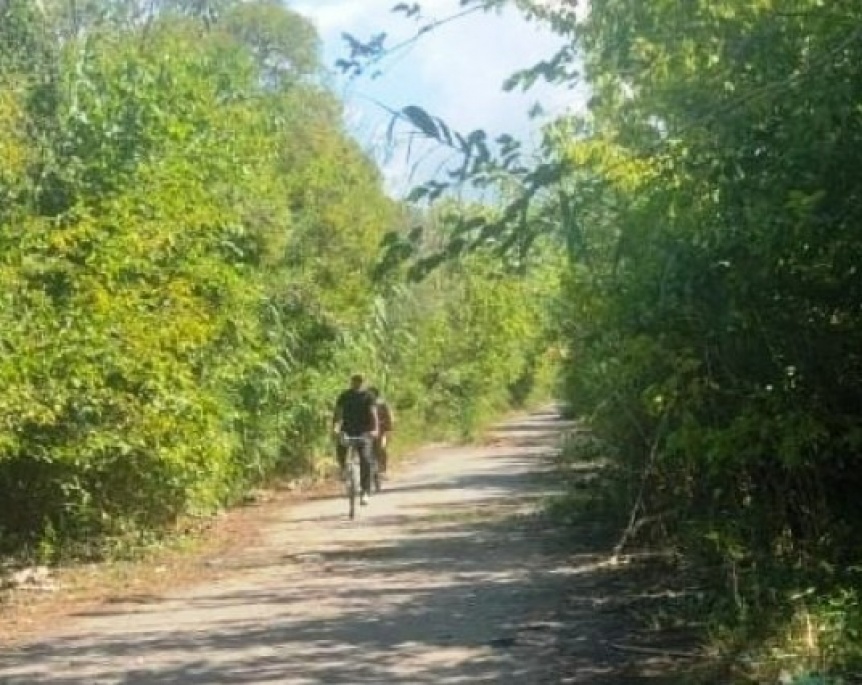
[{"xmin": 548, "ymin": 429, "xmax": 862, "ymax": 685}]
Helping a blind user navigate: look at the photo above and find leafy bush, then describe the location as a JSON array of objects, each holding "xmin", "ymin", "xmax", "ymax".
[
  {"xmin": 530, "ymin": 0, "xmax": 862, "ymax": 677},
  {"xmin": 0, "ymin": 1, "xmax": 560, "ymax": 557}
]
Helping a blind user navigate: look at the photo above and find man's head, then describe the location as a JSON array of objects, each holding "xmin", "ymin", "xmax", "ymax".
[{"xmin": 349, "ymin": 373, "xmax": 364, "ymax": 390}]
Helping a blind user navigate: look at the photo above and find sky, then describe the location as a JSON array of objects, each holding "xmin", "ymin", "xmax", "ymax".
[{"xmin": 288, "ymin": 0, "xmax": 587, "ymax": 195}]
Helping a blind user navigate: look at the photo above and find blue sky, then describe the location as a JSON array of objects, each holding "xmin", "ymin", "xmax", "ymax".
[{"xmin": 288, "ymin": 0, "xmax": 586, "ymax": 195}]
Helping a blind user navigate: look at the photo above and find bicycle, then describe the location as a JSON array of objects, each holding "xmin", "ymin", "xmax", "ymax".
[
  {"xmin": 339, "ymin": 433, "xmax": 368, "ymax": 520},
  {"xmin": 372, "ymin": 436, "xmax": 386, "ymax": 494}
]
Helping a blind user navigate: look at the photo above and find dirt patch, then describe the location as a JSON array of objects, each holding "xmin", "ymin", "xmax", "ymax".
[
  {"xmin": 0, "ymin": 426, "xmax": 448, "ymax": 648},
  {"xmin": 0, "ymin": 504, "xmax": 243, "ymax": 645},
  {"xmin": 0, "ymin": 477, "xmax": 351, "ymax": 646},
  {"xmin": 0, "ymin": 408, "xmax": 711, "ymax": 683}
]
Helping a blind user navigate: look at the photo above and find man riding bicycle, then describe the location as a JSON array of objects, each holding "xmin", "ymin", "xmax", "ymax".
[
  {"xmin": 367, "ymin": 387, "xmax": 394, "ymax": 482},
  {"xmin": 332, "ymin": 374, "xmax": 379, "ymax": 506}
]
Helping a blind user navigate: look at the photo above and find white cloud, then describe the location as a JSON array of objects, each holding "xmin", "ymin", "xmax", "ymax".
[
  {"xmin": 288, "ymin": 0, "xmax": 587, "ymax": 195},
  {"xmin": 409, "ymin": 7, "xmax": 572, "ymax": 132}
]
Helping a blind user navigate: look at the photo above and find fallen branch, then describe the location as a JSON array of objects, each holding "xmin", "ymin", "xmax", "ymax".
[
  {"xmin": 610, "ymin": 407, "xmax": 670, "ymax": 563},
  {"xmin": 605, "ymin": 640, "xmax": 705, "ymax": 660}
]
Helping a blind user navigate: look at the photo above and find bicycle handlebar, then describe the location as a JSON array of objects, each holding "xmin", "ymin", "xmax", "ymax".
[{"xmin": 339, "ymin": 433, "xmax": 371, "ymax": 447}]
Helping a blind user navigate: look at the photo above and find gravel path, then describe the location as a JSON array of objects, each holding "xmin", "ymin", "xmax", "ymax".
[{"xmin": 0, "ymin": 408, "xmax": 628, "ymax": 684}]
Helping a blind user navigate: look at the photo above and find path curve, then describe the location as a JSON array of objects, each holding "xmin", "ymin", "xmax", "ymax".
[{"xmin": 0, "ymin": 408, "xmax": 619, "ymax": 684}]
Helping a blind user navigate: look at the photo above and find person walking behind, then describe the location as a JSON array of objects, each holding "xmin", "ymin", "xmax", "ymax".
[
  {"xmin": 332, "ymin": 374, "xmax": 379, "ymax": 505},
  {"xmin": 367, "ymin": 386, "xmax": 394, "ymax": 490}
]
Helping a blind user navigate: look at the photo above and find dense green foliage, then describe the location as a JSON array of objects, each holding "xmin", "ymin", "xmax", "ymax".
[
  {"xmin": 9, "ymin": 0, "xmax": 861, "ymax": 675},
  {"xmin": 520, "ymin": 0, "xmax": 862, "ymax": 678},
  {"xmin": 0, "ymin": 0, "xmax": 556, "ymax": 559},
  {"xmin": 369, "ymin": 0, "xmax": 862, "ymax": 678}
]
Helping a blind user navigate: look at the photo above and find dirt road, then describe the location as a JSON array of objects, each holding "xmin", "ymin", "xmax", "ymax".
[{"xmin": 0, "ymin": 408, "xmax": 628, "ymax": 684}]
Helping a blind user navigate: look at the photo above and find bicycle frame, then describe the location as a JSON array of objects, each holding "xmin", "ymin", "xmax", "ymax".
[{"xmin": 340, "ymin": 434, "xmax": 368, "ymax": 519}]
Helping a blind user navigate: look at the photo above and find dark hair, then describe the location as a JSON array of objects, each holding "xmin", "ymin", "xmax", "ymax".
[
  {"xmin": 367, "ymin": 386, "xmax": 380, "ymax": 398},
  {"xmin": 350, "ymin": 373, "xmax": 364, "ymax": 386}
]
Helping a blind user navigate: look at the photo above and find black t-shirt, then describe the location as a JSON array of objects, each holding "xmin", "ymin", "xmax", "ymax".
[{"xmin": 335, "ymin": 388, "xmax": 376, "ymax": 436}]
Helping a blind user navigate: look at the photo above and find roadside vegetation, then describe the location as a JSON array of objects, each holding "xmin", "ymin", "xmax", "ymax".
[
  {"xmin": 5, "ymin": 0, "xmax": 862, "ymax": 681},
  {"xmin": 359, "ymin": 0, "xmax": 862, "ymax": 681},
  {"xmin": 0, "ymin": 0, "xmax": 558, "ymax": 562},
  {"xmin": 548, "ymin": 3, "xmax": 862, "ymax": 681}
]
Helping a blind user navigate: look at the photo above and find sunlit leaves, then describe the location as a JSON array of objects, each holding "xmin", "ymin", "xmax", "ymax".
[
  {"xmin": 0, "ymin": 0, "xmax": 562, "ymax": 559},
  {"xmin": 0, "ymin": 1, "xmax": 396, "ymax": 551},
  {"xmin": 545, "ymin": 2, "xmax": 862, "ymax": 670},
  {"xmin": 222, "ymin": 0, "xmax": 320, "ymax": 85}
]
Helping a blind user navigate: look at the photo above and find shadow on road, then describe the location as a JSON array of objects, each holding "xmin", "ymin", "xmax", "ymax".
[
  {"xmin": 0, "ymin": 525, "xmax": 624, "ymax": 683},
  {"xmin": 0, "ymin": 407, "xmax": 689, "ymax": 684}
]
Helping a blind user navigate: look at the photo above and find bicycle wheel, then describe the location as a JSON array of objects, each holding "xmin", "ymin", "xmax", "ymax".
[
  {"xmin": 370, "ymin": 440, "xmax": 382, "ymax": 493},
  {"xmin": 347, "ymin": 451, "xmax": 360, "ymax": 519},
  {"xmin": 372, "ymin": 455, "xmax": 381, "ymax": 494}
]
